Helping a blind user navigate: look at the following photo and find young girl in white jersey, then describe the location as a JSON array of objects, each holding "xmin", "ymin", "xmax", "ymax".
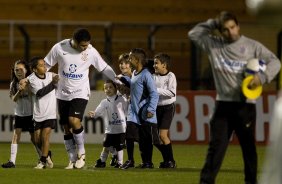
[
  {"xmin": 28, "ymin": 57, "xmax": 59, "ymax": 169},
  {"xmin": 88, "ymin": 80, "xmax": 128, "ymax": 168},
  {"xmin": 2, "ymin": 60, "xmax": 41, "ymax": 168}
]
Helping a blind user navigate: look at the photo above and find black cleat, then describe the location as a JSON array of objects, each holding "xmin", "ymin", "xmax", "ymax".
[
  {"xmin": 158, "ymin": 161, "xmax": 166, "ymax": 168},
  {"xmin": 166, "ymin": 161, "xmax": 177, "ymax": 168},
  {"xmin": 159, "ymin": 161, "xmax": 177, "ymax": 168},
  {"xmin": 135, "ymin": 162, "xmax": 154, "ymax": 169},
  {"xmin": 110, "ymin": 155, "xmax": 118, "ymax": 166},
  {"xmin": 2, "ymin": 160, "xmax": 15, "ymax": 168},
  {"xmin": 120, "ymin": 160, "xmax": 134, "ymax": 169},
  {"xmin": 114, "ymin": 162, "xmax": 122, "ymax": 168},
  {"xmin": 94, "ymin": 159, "xmax": 106, "ymax": 168}
]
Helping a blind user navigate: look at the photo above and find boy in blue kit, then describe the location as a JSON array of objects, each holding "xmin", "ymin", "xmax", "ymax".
[{"xmin": 124, "ymin": 48, "xmax": 159, "ymax": 169}]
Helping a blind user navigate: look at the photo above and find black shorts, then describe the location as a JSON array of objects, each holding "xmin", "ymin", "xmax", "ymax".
[
  {"xmin": 156, "ymin": 103, "xmax": 175, "ymax": 129},
  {"xmin": 34, "ymin": 119, "xmax": 56, "ymax": 131},
  {"xmin": 103, "ymin": 133, "xmax": 126, "ymax": 151},
  {"xmin": 58, "ymin": 98, "xmax": 88, "ymax": 125},
  {"xmin": 125, "ymin": 121, "xmax": 140, "ymax": 142},
  {"xmin": 14, "ymin": 115, "xmax": 34, "ymax": 133}
]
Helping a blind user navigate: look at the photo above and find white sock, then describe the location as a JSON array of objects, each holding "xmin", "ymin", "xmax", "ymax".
[
  {"xmin": 73, "ymin": 130, "xmax": 85, "ymax": 156},
  {"xmin": 64, "ymin": 138, "xmax": 77, "ymax": 162},
  {"xmin": 117, "ymin": 150, "xmax": 123, "ymax": 164},
  {"xmin": 10, "ymin": 144, "xmax": 18, "ymax": 164},
  {"xmin": 100, "ymin": 147, "xmax": 109, "ymax": 162}
]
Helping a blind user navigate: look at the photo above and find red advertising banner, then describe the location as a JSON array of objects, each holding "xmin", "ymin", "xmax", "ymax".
[{"xmin": 171, "ymin": 91, "xmax": 278, "ymax": 145}]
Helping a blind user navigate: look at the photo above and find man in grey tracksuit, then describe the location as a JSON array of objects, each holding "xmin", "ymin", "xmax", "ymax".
[{"xmin": 188, "ymin": 11, "xmax": 281, "ymax": 184}]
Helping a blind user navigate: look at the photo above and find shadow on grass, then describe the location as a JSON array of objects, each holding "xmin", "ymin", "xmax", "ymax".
[{"xmin": 12, "ymin": 164, "xmax": 243, "ymax": 174}]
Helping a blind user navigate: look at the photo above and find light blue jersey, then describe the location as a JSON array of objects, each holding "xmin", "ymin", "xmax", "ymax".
[{"xmin": 127, "ymin": 68, "xmax": 159, "ymax": 124}]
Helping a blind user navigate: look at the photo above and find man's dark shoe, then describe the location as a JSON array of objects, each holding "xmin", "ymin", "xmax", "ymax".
[{"xmin": 135, "ymin": 162, "xmax": 154, "ymax": 169}]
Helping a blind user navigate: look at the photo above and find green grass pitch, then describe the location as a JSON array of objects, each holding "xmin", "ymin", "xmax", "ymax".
[{"xmin": 0, "ymin": 142, "xmax": 266, "ymax": 184}]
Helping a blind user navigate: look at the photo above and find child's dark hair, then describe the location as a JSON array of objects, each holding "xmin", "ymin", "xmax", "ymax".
[
  {"xmin": 130, "ymin": 48, "xmax": 147, "ymax": 66},
  {"xmin": 105, "ymin": 80, "xmax": 117, "ymax": 89},
  {"xmin": 29, "ymin": 56, "xmax": 44, "ymax": 70},
  {"xmin": 10, "ymin": 60, "xmax": 31, "ymax": 95},
  {"xmin": 154, "ymin": 53, "xmax": 171, "ymax": 68},
  {"xmin": 73, "ymin": 28, "xmax": 91, "ymax": 43}
]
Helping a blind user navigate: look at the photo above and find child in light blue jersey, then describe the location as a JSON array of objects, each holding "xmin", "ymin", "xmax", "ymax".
[{"xmin": 124, "ymin": 48, "xmax": 159, "ymax": 169}]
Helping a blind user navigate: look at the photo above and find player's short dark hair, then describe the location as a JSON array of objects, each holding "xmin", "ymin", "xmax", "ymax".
[
  {"xmin": 154, "ymin": 53, "xmax": 171, "ymax": 68},
  {"xmin": 73, "ymin": 28, "xmax": 91, "ymax": 43},
  {"xmin": 29, "ymin": 56, "xmax": 44, "ymax": 70},
  {"xmin": 217, "ymin": 11, "xmax": 238, "ymax": 32},
  {"xmin": 130, "ymin": 48, "xmax": 147, "ymax": 66},
  {"xmin": 105, "ymin": 79, "xmax": 117, "ymax": 89}
]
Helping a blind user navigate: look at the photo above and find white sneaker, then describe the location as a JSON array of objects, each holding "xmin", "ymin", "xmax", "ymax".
[
  {"xmin": 74, "ymin": 154, "xmax": 85, "ymax": 169},
  {"xmin": 34, "ymin": 161, "xmax": 46, "ymax": 169},
  {"xmin": 65, "ymin": 161, "xmax": 75, "ymax": 169},
  {"xmin": 46, "ymin": 156, "xmax": 53, "ymax": 168}
]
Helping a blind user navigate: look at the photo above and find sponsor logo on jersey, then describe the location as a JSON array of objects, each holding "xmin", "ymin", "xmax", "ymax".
[{"xmin": 62, "ymin": 64, "xmax": 83, "ymax": 80}]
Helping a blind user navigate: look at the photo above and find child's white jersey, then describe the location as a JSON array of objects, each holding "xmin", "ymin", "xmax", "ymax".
[
  {"xmin": 153, "ymin": 71, "xmax": 177, "ymax": 106},
  {"xmin": 44, "ymin": 39, "xmax": 108, "ymax": 101},
  {"xmin": 94, "ymin": 95, "xmax": 128, "ymax": 134},
  {"xmin": 10, "ymin": 83, "xmax": 33, "ymax": 116},
  {"xmin": 28, "ymin": 72, "xmax": 57, "ymax": 122}
]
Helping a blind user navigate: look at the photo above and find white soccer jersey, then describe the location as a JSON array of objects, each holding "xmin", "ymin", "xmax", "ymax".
[
  {"xmin": 153, "ymin": 72, "xmax": 177, "ymax": 106},
  {"xmin": 28, "ymin": 72, "xmax": 57, "ymax": 122},
  {"xmin": 94, "ymin": 95, "xmax": 128, "ymax": 134},
  {"xmin": 44, "ymin": 39, "xmax": 111, "ymax": 101},
  {"xmin": 10, "ymin": 83, "xmax": 33, "ymax": 116}
]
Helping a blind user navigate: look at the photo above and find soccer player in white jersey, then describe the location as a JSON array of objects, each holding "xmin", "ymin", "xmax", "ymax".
[
  {"xmin": 153, "ymin": 53, "xmax": 177, "ymax": 168},
  {"xmin": 2, "ymin": 60, "xmax": 41, "ymax": 168},
  {"xmin": 44, "ymin": 28, "xmax": 119, "ymax": 169},
  {"xmin": 28, "ymin": 57, "xmax": 58, "ymax": 169},
  {"xmin": 88, "ymin": 80, "xmax": 128, "ymax": 168},
  {"xmin": 189, "ymin": 11, "xmax": 281, "ymax": 184}
]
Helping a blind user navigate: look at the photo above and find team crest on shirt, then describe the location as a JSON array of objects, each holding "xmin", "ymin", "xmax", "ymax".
[
  {"xmin": 112, "ymin": 113, "xmax": 118, "ymax": 120},
  {"xmin": 69, "ymin": 64, "xmax": 77, "ymax": 73},
  {"xmin": 62, "ymin": 64, "xmax": 83, "ymax": 80},
  {"xmin": 81, "ymin": 52, "xmax": 88, "ymax": 61},
  {"xmin": 109, "ymin": 113, "xmax": 123, "ymax": 125}
]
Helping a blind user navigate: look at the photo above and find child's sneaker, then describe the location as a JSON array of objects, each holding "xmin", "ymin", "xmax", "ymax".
[
  {"xmin": 34, "ymin": 161, "xmax": 46, "ymax": 169},
  {"xmin": 120, "ymin": 160, "xmax": 134, "ymax": 169},
  {"xmin": 65, "ymin": 161, "xmax": 75, "ymax": 169},
  {"xmin": 94, "ymin": 159, "xmax": 106, "ymax": 168},
  {"xmin": 2, "ymin": 160, "xmax": 15, "ymax": 168},
  {"xmin": 114, "ymin": 162, "xmax": 122, "ymax": 168},
  {"xmin": 110, "ymin": 155, "xmax": 118, "ymax": 166},
  {"xmin": 46, "ymin": 151, "xmax": 53, "ymax": 168},
  {"xmin": 74, "ymin": 154, "xmax": 85, "ymax": 169}
]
